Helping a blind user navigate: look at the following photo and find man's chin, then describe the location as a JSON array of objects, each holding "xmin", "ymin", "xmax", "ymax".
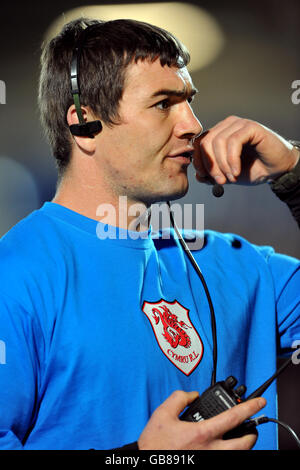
[{"xmin": 148, "ymin": 183, "xmax": 189, "ymax": 205}]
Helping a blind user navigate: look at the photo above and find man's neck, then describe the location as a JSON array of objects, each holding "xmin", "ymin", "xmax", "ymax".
[{"xmin": 52, "ymin": 173, "xmax": 150, "ymax": 232}]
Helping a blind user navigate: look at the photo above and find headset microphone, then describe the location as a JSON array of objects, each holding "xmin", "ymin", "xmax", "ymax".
[{"xmin": 212, "ymin": 183, "xmax": 224, "ymax": 198}]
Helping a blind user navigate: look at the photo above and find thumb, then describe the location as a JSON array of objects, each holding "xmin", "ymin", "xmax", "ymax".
[{"xmin": 160, "ymin": 390, "xmax": 199, "ymax": 418}]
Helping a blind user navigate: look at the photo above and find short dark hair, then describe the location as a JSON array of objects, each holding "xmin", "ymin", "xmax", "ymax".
[{"xmin": 38, "ymin": 17, "xmax": 190, "ymax": 177}]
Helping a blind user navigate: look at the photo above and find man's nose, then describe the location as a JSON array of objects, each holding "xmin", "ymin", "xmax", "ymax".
[{"xmin": 173, "ymin": 102, "xmax": 203, "ymax": 140}]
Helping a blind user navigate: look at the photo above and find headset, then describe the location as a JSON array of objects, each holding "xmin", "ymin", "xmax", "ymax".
[{"xmin": 69, "ymin": 24, "xmax": 102, "ymax": 138}]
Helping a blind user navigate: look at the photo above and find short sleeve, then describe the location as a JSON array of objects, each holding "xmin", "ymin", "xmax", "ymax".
[{"xmin": 262, "ymin": 250, "xmax": 300, "ymax": 354}]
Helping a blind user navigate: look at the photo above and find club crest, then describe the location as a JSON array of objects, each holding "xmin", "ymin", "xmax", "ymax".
[{"xmin": 142, "ymin": 299, "xmax": 203, "ymax": 375}]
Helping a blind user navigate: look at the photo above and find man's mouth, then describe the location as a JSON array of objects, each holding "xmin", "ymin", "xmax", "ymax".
[{"xmin": 166, "ymin": 150, "xmax": 194, "ymax": 164}]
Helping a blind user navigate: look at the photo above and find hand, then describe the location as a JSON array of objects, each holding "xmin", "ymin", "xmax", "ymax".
[
  {"xmin": 193, "ymin": 116, "xmax": 300, "ymax": 186},
  {"xmin": 138, "ymin": 390, "xmax": 266, "ymax": 450}
]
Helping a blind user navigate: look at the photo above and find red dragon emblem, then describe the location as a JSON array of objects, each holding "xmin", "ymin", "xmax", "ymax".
[
  {"xmin": 151, "ymin": 305, "xmax": 192, "ymax": 349},
  {"xmin": 142, "ymin": 299, "xmax": 203, "ymax": 375}
]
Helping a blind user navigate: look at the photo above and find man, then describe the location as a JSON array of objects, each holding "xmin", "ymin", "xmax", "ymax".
[{"xmin": 0, "ymin": 17, "xmax": 299, "ymax": 450}]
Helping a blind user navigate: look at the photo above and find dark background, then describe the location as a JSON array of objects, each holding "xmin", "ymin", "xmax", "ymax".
[{"xmin": 0, "ymin": 0, "xmax": 299, "ymax": 449}]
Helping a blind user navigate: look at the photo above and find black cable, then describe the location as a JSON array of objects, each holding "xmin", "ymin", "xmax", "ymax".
[
  {"xmin": 253, "ymin": 416, "xmax": 300, "ymax": 449},
  {"xmin": 167, "ymin": 202, "xmax": 218, "ymax": 386}
]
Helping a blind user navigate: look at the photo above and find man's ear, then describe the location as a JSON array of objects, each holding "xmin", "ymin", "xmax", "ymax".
[{"xmin": 67, "ymin": 104, "xmax": 100, "ymax": 154}]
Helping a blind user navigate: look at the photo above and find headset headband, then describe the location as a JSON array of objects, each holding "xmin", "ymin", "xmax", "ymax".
[{"xmin": 69, "ymin": 23, "xmax": 102, "ymax": 138}]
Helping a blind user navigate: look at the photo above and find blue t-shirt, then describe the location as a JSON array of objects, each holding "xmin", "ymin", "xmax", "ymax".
[{"xmin": 0, "ymin": 202, "xmax": 299, "ymax": 450}]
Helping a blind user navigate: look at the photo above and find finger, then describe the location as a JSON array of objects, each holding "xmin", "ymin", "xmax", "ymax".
[
  {"xmin": 193, "ymin": 131, "xmax": 210, "ymax": 178},
  {"xmin": 200, "ymin": 119, "xmax": 247, "ymax": 183},
  {"xmin": 193, "ymin": 155, "xmax": 209, "ymax": 180},
  {"xmin": 212, "ymin": 136, "xmax": 236, "ymax": 183},
  {"xmin": 215, "ymin": 432, "xmax": 258, "ymax": 451},
  {"xmin": 195, "ymin": 118, "xmax": 242, "ymax": 184},
  {"xmin": 194, "ymin": 130, "xmax": 215, "ymax": 177},
  {"xmin": 198, "ymin": 137, "xmax": 226, "ymax": 184},
  {"xmin": 159, "ymin": 390, "xmax": 199, "ymax": 418},
  {"xmin": 203, "ymin": 397, "xmax": 266, "ymax": 439},
  {"xmin": 211, "ymin": 123, "xmax": 249, "ymax": 181},
  {"xmin": 199, "ymin": 115, "xmax": 241, "ymax": 137},
  {"xmin": 225, "ymin": 126, "xmax": 258, "ymax": 178}
]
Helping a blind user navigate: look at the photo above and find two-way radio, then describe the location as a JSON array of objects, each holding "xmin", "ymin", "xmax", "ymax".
[{"xmin": 180, "ymin": 354, "xmax": 300, "ymax": 447}]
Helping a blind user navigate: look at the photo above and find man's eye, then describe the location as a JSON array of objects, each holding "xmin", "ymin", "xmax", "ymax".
[
  {"xmin": 155, "ymin": 99, "xmax": 171, "ymax": 111},
  {"xmin": 154, "ymin": 96, "xmax": 194, "ymax": 111}
]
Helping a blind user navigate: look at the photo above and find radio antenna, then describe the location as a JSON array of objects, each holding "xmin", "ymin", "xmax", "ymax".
[{"xmin": 246, "ymin": 355, "xmax": 293, "ymax": 400}]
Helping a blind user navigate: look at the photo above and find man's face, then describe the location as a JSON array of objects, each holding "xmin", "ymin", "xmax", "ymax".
[{"xmin": 95, "ymin": 58, "xmax": 203, "ymax": 206}]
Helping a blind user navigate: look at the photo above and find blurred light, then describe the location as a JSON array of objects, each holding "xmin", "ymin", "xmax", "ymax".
[
  {"xmin": 45, "ymin": 2, "xmax": 225, "ymax": 72},
  {"xmin": 0, "ymin": 156, "xmax": 40, "ymax": 236}
]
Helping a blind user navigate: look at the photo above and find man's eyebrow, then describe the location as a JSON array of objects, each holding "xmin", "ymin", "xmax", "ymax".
[{"xmin": 150, "ymin": 87, "xmax": 198, "ymax": 99}]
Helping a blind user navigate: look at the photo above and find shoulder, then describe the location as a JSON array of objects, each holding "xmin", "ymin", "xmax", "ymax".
[
  {"xmin": 183, "ymin": 230, "xmax": 299, "ymax": 285},
  {"xmin": 0, "ymin": 207, "xmax": 65, "ymax": 311},
  {"xmin": 154, "ymin": 227, "xmax": 275, "ymax": 259},
  {"xmin": 201, "ymin": 230, "xmax": 275, "ymax": 259},
  {"xmin": 0, "ymin": 207, "xmax": 61, "ymax": 266},
  {"xmin": 153, "ymin": 227, "xmax": 294, "ymax": 284}
]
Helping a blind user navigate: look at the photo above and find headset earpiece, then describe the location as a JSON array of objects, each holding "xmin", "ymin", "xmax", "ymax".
[{"xmin": 69, "ymin": 120, "xmax": 102, "ymax": 138}]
